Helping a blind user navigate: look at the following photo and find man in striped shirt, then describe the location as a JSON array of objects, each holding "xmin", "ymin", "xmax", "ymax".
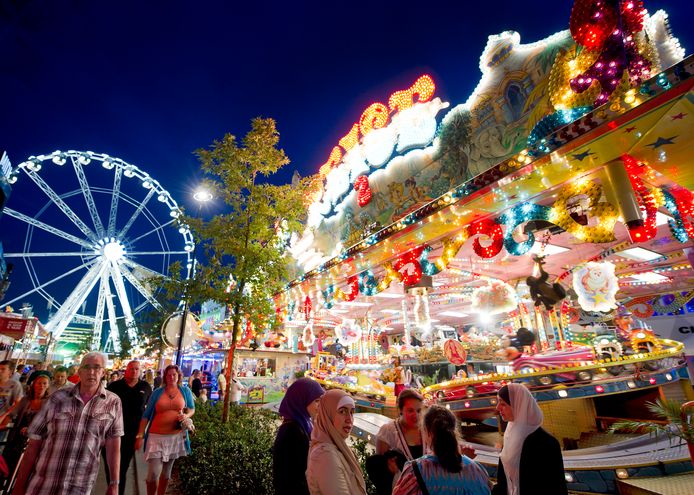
[{"xmin": 12, "ymin": 352, "xmax": 124, "ymax": 495}]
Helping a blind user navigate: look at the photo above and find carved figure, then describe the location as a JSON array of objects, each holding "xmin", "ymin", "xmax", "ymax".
[{"xmin": 526, "ymin": 255, "xmax": 566, "ymax": 309}]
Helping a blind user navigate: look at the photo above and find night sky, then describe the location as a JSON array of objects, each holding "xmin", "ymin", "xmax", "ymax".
[{"xmin": 1, "ymin": 0, "xmax": 692, "ymax": 321}]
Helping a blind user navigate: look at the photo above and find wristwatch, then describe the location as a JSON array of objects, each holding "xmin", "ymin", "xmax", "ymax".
[{"xmin": 109, "ymin": 480, "xmax": 120, "ymax": 486}]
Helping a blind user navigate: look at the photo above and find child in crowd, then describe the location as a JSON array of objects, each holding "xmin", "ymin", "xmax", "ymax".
[{"xmin": 385, "ymin": 450, "xmax": 407, "ymax": 491}]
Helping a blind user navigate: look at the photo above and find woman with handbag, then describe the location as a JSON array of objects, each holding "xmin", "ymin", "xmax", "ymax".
[
  {"xmin": 393, "ymin": 406, "xmax": 490, "ymax": 495},
  {"xmin": 491, "ymin": 384, "xmax": 567, "ymax": 495},
  {"xmin": 272, "ymin": 377, "xmax": 325, "ymax": 495},
  {"xmin": 377, "ymin": 389, "xmax": 428, "ymax": 460},
  {"xmin": 306, "ymin": 388, "xmax": 367, "ymax": 495},
  {"xmin": 136, "ymin": 365, "xmax": 195, "ymax": 495},
  {"xmin": 371, "ymin": 389, "xmax": 427, "ymax": 494}
]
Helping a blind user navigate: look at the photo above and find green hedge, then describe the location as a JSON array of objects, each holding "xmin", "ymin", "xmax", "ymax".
[
  {"xmin": 178, "ymin": 402, "xmax": 278, "ymax": 494},
  {"xmin": 178, "ymin": 402, "xmax": 377, "ymax": 495}
]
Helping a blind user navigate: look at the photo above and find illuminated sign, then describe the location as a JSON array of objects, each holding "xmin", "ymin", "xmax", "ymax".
[
  {"xmin": 307, "ymin": 75, "xmax": 448, "ymax": 229},
  {"xmin": 316, "ymin": 75, "xmax": 436, "ymax": 179}
]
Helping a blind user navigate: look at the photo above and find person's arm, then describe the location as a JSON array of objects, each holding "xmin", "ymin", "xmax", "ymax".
[
  {"xmin": 11, "ymin": 438, "xmax": 42, "ymax": 494},
  {"xmin": 0, "ymin": 387, "xmax": 23, "ymax": 426},
  {"xmin": 491, "ymin": 458, "xmax": 506, "ymax": 495},
  {"xmin": 309, "ymin": 446, "xmax": 353, "ymax": 495},
  {"xmin": 135, "ymin": 389, "xmax": 158, "ymax": 450},
  {"xmin": 105, "ymin": 436, "xmax": 121, "ymax": 495},
  {"xmin": 134, "ymin": 417, "xmax": 148, "ymax": 451},
  {"xmin": 376, "ymin": 422, "xmax": 392, "ymax": 455},
  {"xmin": 392, "ymin": 461, "xmax": 419, "ymax": 495},
  {"xmin": 544, "ymin": 434, "xmax": 568, "ymax": 495},
  {"xmin": 273, "ymin": 423, "xmax": 309, "ymax": 494}
]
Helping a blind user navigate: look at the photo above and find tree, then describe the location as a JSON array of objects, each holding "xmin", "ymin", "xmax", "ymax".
[{"xmin": 188, "ymin": 117, "xmax": 311, "ymax": 421}]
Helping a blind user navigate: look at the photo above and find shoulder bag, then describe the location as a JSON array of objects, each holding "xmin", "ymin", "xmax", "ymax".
[{"xmin": 412, "ymin": 460, "xmax": 430, "ymax": 495}]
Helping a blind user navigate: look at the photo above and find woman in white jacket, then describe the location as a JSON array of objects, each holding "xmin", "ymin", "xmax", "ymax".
[{"xmin": 306, "ymin": 388, "xmax": 367, "ymax": 495}]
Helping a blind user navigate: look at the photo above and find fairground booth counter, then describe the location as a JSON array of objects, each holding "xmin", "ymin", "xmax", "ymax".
[
  {"xmin": 191, "ymin": 303, "xmax": 311, "ymax": 403},
  {"xmin": 276, "ymin": 1, "xmax": 694, "ymax": 492}
]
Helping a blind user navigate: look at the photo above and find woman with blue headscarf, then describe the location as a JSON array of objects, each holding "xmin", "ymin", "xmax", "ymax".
[{"xmin": 273, "ymin": 377, "xmax": 325, "ymax": 495}]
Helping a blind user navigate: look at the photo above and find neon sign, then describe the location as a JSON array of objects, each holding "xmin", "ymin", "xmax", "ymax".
[
  {"xmin": 316, "ymin": 75, "xmax": 436, "ymax": 180},
  {"xmin": 307, "ymin": 75, "xmax": 447, "ymax": 229}
]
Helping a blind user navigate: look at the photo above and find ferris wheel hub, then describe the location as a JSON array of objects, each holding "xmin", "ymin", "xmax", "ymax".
[{"xmin": 101, "ymin": 240, "xmax": 126, "ymax": 262}]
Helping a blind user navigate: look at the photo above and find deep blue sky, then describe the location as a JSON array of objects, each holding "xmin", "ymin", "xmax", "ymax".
[
  {"xmin": 1, "ymin": 0, "xmax": 692, "ymax": 323},
  {"xmin": 3, "ymin": 0, "xmax": 692, "ymax": 211}
]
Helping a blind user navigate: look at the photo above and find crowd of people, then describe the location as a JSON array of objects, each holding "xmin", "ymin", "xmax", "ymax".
[
  {"xmin": 0, "ymin": 355, "xmax": 568, "ymax": 495},
  {"xmin": 272, "ymin": 379, "xmax": 568, "ymax": 495},
  {"xmin": 0, "ymin": 355, "xmax": 204, "ymax": 495}
]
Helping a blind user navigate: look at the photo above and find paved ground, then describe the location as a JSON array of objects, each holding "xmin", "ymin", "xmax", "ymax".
[{"xmin": 92, "ymin": 450, "xmax": 148, "ymax": 495}]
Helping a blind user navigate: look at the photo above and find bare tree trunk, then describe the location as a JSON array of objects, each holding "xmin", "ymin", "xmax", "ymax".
[{"xmin": 222, "ymin": 305, "xmax": 242, "ymax": 422}]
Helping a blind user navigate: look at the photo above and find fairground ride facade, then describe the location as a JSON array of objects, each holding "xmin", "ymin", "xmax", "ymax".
[{"xmin": 278, "ymin": 1, "xmax": 694, "ymax": 492}]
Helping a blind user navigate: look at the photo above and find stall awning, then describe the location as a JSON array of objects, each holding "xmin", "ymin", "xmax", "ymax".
[{"xmin": 0, "ymin": 313, "xmax": 42, "ymax": 340}]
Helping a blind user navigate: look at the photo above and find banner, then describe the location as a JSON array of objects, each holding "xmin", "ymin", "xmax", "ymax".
[{"xmin": 647, "ymin": 314, "xmax": 694, "ymax": 355}]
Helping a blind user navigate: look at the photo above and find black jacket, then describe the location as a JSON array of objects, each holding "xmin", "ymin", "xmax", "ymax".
[
  {"xmin": 272, "ymin": 419, "xmax": 311, "ymax": 495},
  {"xmin": 492, "ymin": 427, "xmax": 568, "ymax": 495}
]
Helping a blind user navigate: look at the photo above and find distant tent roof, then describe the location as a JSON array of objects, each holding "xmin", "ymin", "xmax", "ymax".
[{"xmin": 0, "ymin": 312, "xmax": 46, "ymax": 340}]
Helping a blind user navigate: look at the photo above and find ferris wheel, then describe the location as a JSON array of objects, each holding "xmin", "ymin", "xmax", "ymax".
[{"xmin": 1, "ymin": 150, "xmax": 193, "ymax": 353}]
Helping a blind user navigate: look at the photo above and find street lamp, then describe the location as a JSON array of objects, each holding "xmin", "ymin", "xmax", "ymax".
[
  {"xmin": 175, "ymin": 187, "xmax": 213, "ymax": 366},
  {"xmin": 193, "ymin": 189, "xmax": 214, "ymax": 203}
]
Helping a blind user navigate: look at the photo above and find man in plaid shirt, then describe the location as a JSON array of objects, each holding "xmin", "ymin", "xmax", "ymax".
[{"xmin": 12, "ymin": 352, "xmax": 124, "ymax": 495}]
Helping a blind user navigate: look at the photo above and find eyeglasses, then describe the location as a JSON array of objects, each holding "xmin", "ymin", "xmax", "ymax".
[{"xmin": 80, "ymin": 365, "xmax": 104, "ymax": 372}]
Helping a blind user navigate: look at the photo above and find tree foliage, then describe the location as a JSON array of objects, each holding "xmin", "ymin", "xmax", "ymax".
[
  {"xmin": 610, "ymin": 399, "xmax": 694, "ymax": 445},
  {"xmin": 188, "ymin": 117, "xmax": 310, "ymax": 339},
  {"xmin": 136, "ymin": 260, "xmax": 192, "ymax": 357},
  {"xmin": 143, "ymin": 118, "xmax": 310, "ymax": 412}
]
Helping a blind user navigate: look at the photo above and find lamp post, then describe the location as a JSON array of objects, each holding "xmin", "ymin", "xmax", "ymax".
[{"xmin": 175, "ymin": 187, "xmax": 213, "ymax": 366}]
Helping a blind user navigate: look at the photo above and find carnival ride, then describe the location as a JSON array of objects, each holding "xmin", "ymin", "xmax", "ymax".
[
  {"xmin": 0, "ymin": 150, "xmax": 193, "ymax": 353},
  {"xmin": 285, "ymin": 2, "xmax": 694, "ymax": 490}
]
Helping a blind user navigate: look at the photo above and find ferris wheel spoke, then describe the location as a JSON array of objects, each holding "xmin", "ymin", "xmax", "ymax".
[
  {"xmin": 127, "ymin": 251, "xmax": 188, "ymax": 256},
  {"xmin": 1, "ymin": 259, "xmax": 98, "ymax": 307},
  {"xmin": 4, "ymin": 252, "xmax": 94, "ymax": 258},
  {"xmin": 119, "ymin": 188, "xmax": 155, "ymax": 238},
  {"xmin": 109, "ymin": 262, "xmax": 138, "ymax": 343},
  {"xmin": 71, "ymin": 155, "xmax": 106, "ymax": 237},
  {"xmin": 120, "ymin": 265, "xmax": 163, "ymax": 311},
  {"xmin": 129, "ymin": 219, "xmax": 176, "ymax": 244},
  {"xmin": 3, "ymin": 208, "xmax": 93, "ymax": 249},
  {"xmin": 91, "ymin": 270, "xmax": 110, "ymax": 350},
  {"xmin": 46, "ymin": 261, "xmax": 107, "ymax": 339},
  {"xmin": 103, "ymin": 277, "xmax": 122, "ymax": 354},
  {"xmin": 23, "ymin": 168, "xmax": 97, "ymax": 242},
  {"xmin": 107, "ymin": 166, "xmax": 122, "ymax": 237}
]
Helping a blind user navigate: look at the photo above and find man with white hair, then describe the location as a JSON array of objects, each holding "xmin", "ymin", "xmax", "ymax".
[{"xmin": 12, "ymin": 352, "xmax": 124, "ymax": 495}]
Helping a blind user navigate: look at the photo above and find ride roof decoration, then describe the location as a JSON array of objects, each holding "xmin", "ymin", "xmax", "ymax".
[{"xmin": 279, "ymin": 2, "xmax": 693, "ymax": 334}]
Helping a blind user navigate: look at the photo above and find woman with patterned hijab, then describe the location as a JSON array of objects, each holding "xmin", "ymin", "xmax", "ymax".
[
  {"xmin": 306, "ymin": 388, "xmax": 367, "ymax": 495},
  {"xmin": 492, "ymin": 383, "xmax": 567, "ymax": 495}
]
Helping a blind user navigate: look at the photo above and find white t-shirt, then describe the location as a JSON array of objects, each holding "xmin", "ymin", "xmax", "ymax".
[{"xmin": 230, "ymin": 378, "xmax": 246, "ymax": 402}]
